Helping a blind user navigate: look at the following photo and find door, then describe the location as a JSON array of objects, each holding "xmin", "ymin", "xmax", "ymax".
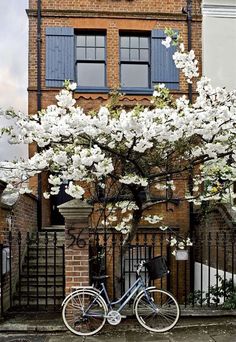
[{"xmin": 51, "ymin": 183, "xmax": 72, "ymax": 225}]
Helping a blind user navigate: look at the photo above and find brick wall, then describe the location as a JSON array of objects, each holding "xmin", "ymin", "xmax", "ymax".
[
  {"xmin": 194, "ymin": 204, "xmax": 236, "ymax": 275},
  {"xmin": 28, "ymin": 0, "xmax": 202, "ymax": 112},
  {"xmin": 0, "ymin": 181, "xmax": 38, "ymax": 313},
  {"xmin": 29, "ymin": 0, "xmax": 201, "ymax": 14}
]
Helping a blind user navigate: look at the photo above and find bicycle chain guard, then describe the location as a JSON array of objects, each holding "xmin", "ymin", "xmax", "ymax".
[{"xmin": 106, "ymin": 310, "xmax": 122, "ymax": 325}]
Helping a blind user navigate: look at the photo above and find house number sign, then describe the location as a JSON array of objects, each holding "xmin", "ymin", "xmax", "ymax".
[{"xmin": 67, "ymin": 228, "xmax": 86, "ymax": 248}]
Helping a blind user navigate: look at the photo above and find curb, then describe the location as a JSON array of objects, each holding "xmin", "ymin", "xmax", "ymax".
[
  {"xmin": 0, "ymin": 323, "xmax": 67, "ymax": 333},
  {"xmin": 0, "ymin": 320, "xmax": 236, "ymax": 334}
]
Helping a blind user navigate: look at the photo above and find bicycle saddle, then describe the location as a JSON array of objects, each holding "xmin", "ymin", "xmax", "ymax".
[{"xmin": 92, "ymin": 275, "xmax": 109, "ymax": 281}]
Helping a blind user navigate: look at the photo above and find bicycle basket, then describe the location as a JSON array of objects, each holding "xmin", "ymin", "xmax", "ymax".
[{"xmin": 145, "ymin": 256, "xmax": 168, "ymax": 280}]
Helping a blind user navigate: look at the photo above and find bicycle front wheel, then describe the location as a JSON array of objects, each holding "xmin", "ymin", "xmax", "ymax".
[
  {"xmin": 135, "ymin": 288, "xmax": 180, "ymax": 333},
  {"xmin": 62, "ymin": 290, "xmax": 108, "ymax": 336}
]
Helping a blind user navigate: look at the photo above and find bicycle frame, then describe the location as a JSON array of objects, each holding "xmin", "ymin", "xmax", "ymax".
[{"xmin": 84, "ymin": 275, "xmax": 151, "ymax": 317}]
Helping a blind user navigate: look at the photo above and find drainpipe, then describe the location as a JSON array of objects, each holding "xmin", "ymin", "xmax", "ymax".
[
  {"xmin": 37, "ymin": 0, "xmax": 42, "ymax": 230},
  {"xmin": 183, "ymin": 0, "xmax": 194, "ymax": 294},
  {"xmin": 183, "ymin": 0, "xmax": 193, "ymax": 103}
]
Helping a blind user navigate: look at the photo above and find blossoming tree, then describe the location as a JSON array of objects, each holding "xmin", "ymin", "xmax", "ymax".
[{"xmin": 0, "ymin": 30, "xmax": 236, "ymax": 249}]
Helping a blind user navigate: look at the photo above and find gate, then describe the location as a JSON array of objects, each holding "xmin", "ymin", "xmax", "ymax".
[{"xmin": 0, "ymin": 231, "xmax": 65, "ymax": 315}]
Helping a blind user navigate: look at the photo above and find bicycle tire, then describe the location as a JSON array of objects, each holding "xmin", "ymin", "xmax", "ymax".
[
  {"xmin": 135, "ymin": 288, "xmax": 180, "ymax": 333},
  {"xmin": 62, "ymin": 289, "xmax": 108, "ymax": 336}
]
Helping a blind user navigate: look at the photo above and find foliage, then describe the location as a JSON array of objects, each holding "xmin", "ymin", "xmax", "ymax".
[
  {"xmin": 208, "ymin": 275, "xmax": 236, "ymax": 309},
  {"xmin": 188, "ymin": 275, "xmax": 236, "ymax": 309}
]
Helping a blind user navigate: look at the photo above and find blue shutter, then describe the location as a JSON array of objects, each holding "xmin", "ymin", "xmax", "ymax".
[
  {"xmin": 46, "ymin": 27, "xmax": 74, "ymax": 88},
  {"xmin": 151, "ymin": 30, "xmax": 179, "ymax": 90}
]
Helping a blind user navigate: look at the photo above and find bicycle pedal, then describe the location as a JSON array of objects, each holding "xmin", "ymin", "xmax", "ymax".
[{"xmin": 120, "ymin": 315, "xmax": 126, "ymax": 319}]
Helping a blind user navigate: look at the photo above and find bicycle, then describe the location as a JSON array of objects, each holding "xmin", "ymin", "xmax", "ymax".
[{"xmin": 62, "ymin": 256, "xmax": 180, "ymax": 336}]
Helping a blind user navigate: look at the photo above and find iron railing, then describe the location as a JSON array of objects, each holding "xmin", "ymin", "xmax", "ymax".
[
  {"xmin": 0, "ymin": 231, "xmax": 65, "ymax": 315},
  {"xmin": 1, "ymin": 229, "xmax": 236, "ymax": 315},
  {"xmin": 89, "ymin": 230, "xmax": 236, "ymax": 309}
]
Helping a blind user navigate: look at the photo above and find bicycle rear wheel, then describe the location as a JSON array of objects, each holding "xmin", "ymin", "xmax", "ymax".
[
  {"xmin": 135, "ymin": 288, "xmax": 180, "ymax": 333},
  {"xmin": 62, "ymin": 290, "xmax": 108, "ymax": 336}
]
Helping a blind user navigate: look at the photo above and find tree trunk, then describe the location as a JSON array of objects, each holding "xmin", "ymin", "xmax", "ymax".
[{"xmin": 122, "ymin": 208, "xmax": 143, "ymax": 253}]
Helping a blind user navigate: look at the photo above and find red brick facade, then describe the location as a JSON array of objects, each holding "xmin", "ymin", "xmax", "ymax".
[
  {"xmin": 27, "ymin": 0, "xmax": 202, "ymax": 230},
  {"xmin": 27, "ymin": 0, "xmax": 202, "ymax": 114}
]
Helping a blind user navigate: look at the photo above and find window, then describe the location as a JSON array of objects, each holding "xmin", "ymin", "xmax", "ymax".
[
  {"xmin": 45, "ymin": 27, "xmax": 179, "ymax": 91},
  {"xmin": 76, "ymin": 32, "xmax": 106, "ymax": 88},
  {"xmin": 120, "ymin": 34, "xmax": 150, "ymax": 89}
]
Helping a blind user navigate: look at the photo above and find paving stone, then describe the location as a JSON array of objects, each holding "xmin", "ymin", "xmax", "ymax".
[
  {"xmin": 45, "ymin": 332, "xmax": 171, "ymax": 342},
  {"xmin": 0, "ymin": 335, "xmax": 46, "ymax": 342},
  {"xmin": 168, "ymin": 329, "xmax": 215, "ymax": 342},
  {"xmin": 212, "ymin": 334, "xmax": 236, "ymax": 342}
]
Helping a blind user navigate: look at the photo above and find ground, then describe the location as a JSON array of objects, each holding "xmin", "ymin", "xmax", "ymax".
[
  {"xmin": 1, "ymin": 326, "xmax": 236, "ymax": 342},
  {"xmin": 0, "ymin": 314, "xmax": 236, "ymax": 342}
]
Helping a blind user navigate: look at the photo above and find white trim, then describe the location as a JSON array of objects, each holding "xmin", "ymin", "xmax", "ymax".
[{"xmin": 202, "ymin": 4, "xmax": 236, "ymax": 18}]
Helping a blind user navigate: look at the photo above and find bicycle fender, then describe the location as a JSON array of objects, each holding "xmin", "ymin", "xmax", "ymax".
[
  {"xmin": 61, "ymin": 287, "xmax": 101, "ymax": 307},
  {"xmin": 132, "ymin": 286, "xmax": 157, "ymax": 311}
]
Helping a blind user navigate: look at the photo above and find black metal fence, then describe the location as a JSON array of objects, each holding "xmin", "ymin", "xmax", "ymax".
[
  {"xmin": 1, "ymin": 229, "xmax": 236, "ymax": 315},
  {"xmin": 0, "ymin": 231, "xmax": 65, "ymax": 315},
  {"xmin": 89, "ymin": 230, "xmax": 236, "ymax": 309}
]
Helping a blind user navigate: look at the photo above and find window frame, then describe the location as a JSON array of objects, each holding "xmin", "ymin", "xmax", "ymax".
[
  {"xmin": 119, "ymin": 32, "xmax": 152, "ymax": 93},
  {"xmin": 75, "ymin": 31, "xmax": 109, "ymax": 92}
]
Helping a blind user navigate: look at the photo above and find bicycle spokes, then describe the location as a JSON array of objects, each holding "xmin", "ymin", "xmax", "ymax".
[
  {"xmin": 62, "ymin": 291, "xmax": 107, "ymax": 336},
  {"xmin": 135, "ymin": 289, "xmax": 180, "ymax": 333}
]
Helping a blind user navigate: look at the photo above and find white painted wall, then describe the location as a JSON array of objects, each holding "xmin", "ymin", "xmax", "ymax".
[
  {"xmin": 196, "ymin": 1, "xmax": 236, "ymax": 302},
  {"xmin": 202, "ymin": 0, "xmax": 236, "ymax": 90},
  {"xmin": 194, "ymin": 262, "xmax": 236, "ymax": 303}
]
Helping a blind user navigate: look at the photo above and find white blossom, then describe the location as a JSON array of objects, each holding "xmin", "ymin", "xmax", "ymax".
[
  {"xmin": 159, "ymin": 225, "xmax": 169, "ymax": 231},
  {"xmin": 144, "ymin": 215, "xmax": 163, "ymax": 224},
  {"xmin": 162, "ymin": 36, "xmax": 172, "ymax": 48},
  {"xmin": 120, "ymin": 175, "xmax": 148, "ymax": 187},
  {"xmin": 55, "ymin": 89, "xmax": 76, "ymax": 108},
  {"xmin": 65, "ymin": 182, "xmax": 85, "ymax": 199},
  {"xmin": 43, "ymin": 192, "xmax": 50, "ymax": 199},
  {"xmin": 0, "ymin": 38, "xmax": 235, "ymax": 240},
  {"xmin": 172, "ymin": 50, "xmax": 199, "ymax": 83},
  {"xmin": 170, "ymin": 237, "xmax": 177, "ymax": 247},
  {"xmin": 19, "ymin": 187, "xmax": 32, "ymax": 195},
  {"xmin": 68, "ymin": 82, "xmax": 77, "ymax": 91},
  {"xmin": 114, "ymin": 222, "xmax": 131, "ymax": 234},
  {"xmin": 153, "ymin": 90, "xmax": 161, "ymax": 97}
]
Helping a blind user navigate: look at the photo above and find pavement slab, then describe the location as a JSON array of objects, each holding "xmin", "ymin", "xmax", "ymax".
[
  {"xmin": 45, "ymin": 332, "xmax": 171, "ymax": 342},
  {"xmin": 212, "ymin": 334, "xmax": 236, "ymax": 342},
  {"xmin": 168, "ymin": 329, "xmax": 215, "ymax": 342},
  {"xmin": 1, "ymin": 329, "xmax": 236, "ymax": 342},
  {"xmin": 0, "ymin": 335, "xmax": 46, "ymax": 342}
]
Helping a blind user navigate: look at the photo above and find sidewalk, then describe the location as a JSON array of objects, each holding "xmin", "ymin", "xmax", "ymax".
[{"xmin": 0, "ymin": 313, "xmax": 236, "ymax": 342}]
